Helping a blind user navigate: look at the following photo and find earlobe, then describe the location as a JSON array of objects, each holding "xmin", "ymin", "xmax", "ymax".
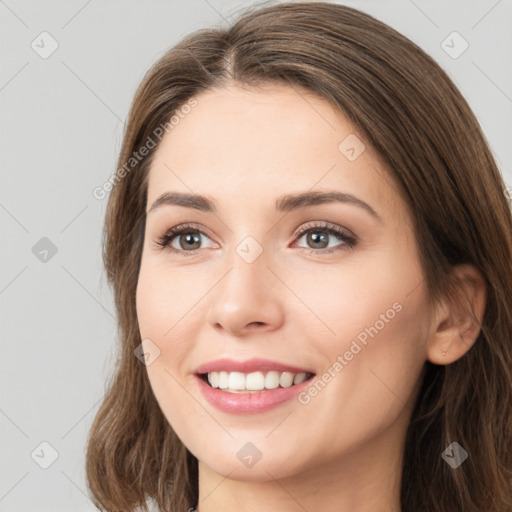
[{"xmin": 426, "ymin": 264, "xmax": 487, "ymax": 366}]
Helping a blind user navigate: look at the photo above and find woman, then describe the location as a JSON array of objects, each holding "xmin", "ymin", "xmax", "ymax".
[{"xmin": 85, "ymin": 2, "xmax": 512, "ymax": 511}]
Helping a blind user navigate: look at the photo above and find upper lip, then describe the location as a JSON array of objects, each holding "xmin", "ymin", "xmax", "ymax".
[{"xmin": 195, "ymin": 358, "xmax": 315, "ymax": 375}]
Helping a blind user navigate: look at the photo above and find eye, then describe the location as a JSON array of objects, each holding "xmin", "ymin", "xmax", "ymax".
[
  {"xmin": 292, "ymin": 221, "xmax": 357, "ymax": 254},
  {"xmin": 154, "ymin": 223, "xmax": 216, "ymax": 256},
  {"xmin": 154, "ymin": 221, "xmax": 357, "ymax": 256}
]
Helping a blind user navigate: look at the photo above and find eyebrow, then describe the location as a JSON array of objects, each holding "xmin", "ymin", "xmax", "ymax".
[{"xmin": 147, "ymin": 190, "xmax": 381, "ymax": 222}]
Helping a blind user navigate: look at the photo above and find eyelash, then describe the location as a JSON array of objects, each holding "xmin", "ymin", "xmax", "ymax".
[{"xmin": 154, "ymin": 221, "xmax": 357, "ymax": 256}]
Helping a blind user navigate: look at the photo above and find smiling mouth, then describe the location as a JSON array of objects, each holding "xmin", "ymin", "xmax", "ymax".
[{"xmin": 198, "ymin": 370, "xmax": 316, "ymax": 393}]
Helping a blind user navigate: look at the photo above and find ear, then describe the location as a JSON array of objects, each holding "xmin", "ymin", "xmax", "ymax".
[{"xmin": 427, "ymin": 264, "xmax": 487, "ymax": 365}]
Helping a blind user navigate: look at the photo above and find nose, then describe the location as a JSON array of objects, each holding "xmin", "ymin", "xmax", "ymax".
[{"xmin": 205, "ymin": 247, "xmax": 284, "ymax": 336}]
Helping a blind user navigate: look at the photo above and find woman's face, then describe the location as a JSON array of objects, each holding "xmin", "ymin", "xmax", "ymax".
[{"xmin": 136, "ymin": 84, "xmax": 433, "ymax": 481}]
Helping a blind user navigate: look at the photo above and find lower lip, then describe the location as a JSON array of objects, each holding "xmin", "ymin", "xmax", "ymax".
[{"xmin": 194, "ymin": 374, "xmax": 315, "ymax": 414}]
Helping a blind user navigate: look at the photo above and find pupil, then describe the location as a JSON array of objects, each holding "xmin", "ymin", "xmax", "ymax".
[
  {"xmin": 182, "ymin": 232, "xmax": 200, "ymax": 249},
  {"xmin": 309, "ymin": 231, "xmax": 328, "ymax": 248}
]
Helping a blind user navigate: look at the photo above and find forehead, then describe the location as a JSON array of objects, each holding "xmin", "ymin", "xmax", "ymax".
[{"xmin": 146, "ymin": 84, "xmax": 402, "ymax": 220}]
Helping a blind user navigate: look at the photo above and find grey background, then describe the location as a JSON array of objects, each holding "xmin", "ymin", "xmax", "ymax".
[{"xmin": 1, "ymin": 0, "xmax": 511, "ymax": 510}]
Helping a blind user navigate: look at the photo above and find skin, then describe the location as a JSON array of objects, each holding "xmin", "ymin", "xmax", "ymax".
[{"xmin": 135, "ymin": 83, "xmax": 486, "ymax": 512}]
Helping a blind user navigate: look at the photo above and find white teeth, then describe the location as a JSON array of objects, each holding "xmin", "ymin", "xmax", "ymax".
[
  {"xmin": 228, "ymin": 372, "xmax": 246, "ymax": 390},
  {"xmin": 265, "ymin": 371, "xmax": 280, "ymax": 389},
  {"xmin": 246, "ymin": 371, "xmax": 265, "ymax": 390},
  {"xmin": 208, "ymin": 371, "xmax": 220, "ymax": 388},
  {"xmin": 293, "ymin": 372, "xmax": 307, "ymax": 385},
  {"xmin": 206, "ymin": 370, "xmax": 310, "ymax": 392},
  {"xmin": 218, "ymin": 371, "xmax": 229, "ymax": 389},
  {"xmin": 280, "ymin": 372, "xmax": 295, "ymax": 388}
]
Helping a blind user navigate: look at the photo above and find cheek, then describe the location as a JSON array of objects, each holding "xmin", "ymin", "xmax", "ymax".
[
  {"xmin": 136, "ymin": 260, "xmax": 203, "ymax": 340},
  {"xmin": 135, "ymin": 262, "xmax": 194, "ymax": 388},
  {"xmin": 317, "ymin": 273, "xmax": 428, "ymax": 418},
  {"xmin": 295, "ymin": 278, "xmax": 429, "ymax": 455},
  {"xmin": 292, "ymin": 248, "xmax": 429, "ymax": 402},
  {"xmin": 135, "ymin": 264, "xmax": 203, "ymax": 437},
  {"xmin": 285, "ymin": 253, "xmax": 423, "ymax": 350}
]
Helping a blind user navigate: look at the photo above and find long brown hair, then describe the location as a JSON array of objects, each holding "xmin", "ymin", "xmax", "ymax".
[{"xmin": 85, "ymin": 2, "xmax": 512, "ymax": 510}]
